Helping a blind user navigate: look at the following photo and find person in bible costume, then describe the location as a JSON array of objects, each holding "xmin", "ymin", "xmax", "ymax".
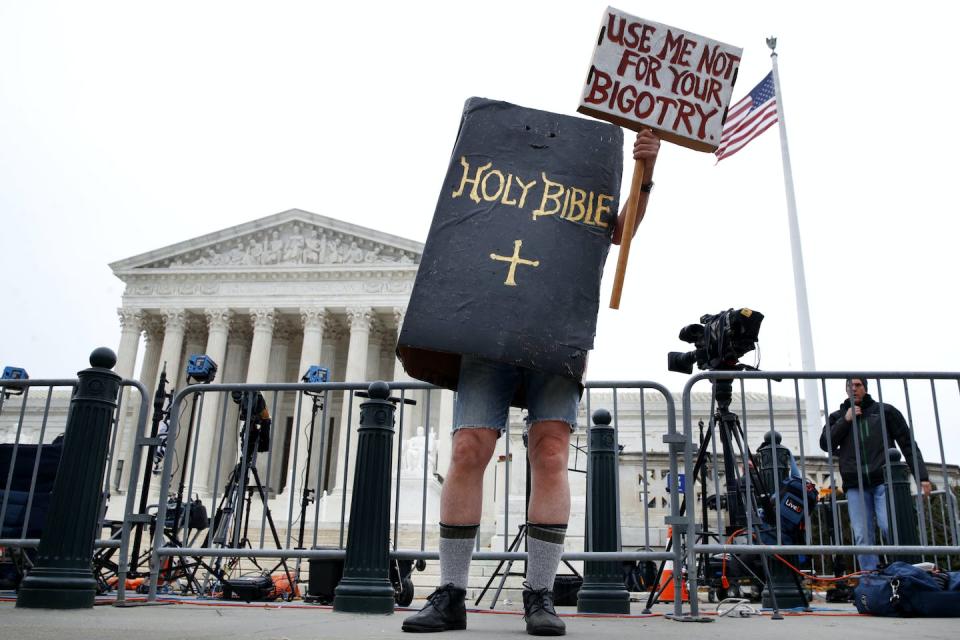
[{"xmin": 398, "ymin": 99, "xmax": 659, "ymax": 636}]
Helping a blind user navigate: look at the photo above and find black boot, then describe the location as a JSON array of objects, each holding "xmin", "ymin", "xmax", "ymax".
[
  {"xmin": 522, "ymin": 584, "xmax": 566, "ymax": 636},
  {"xmin": 401, "ymin": 583, "xmax": 467, "ymax": 633}
]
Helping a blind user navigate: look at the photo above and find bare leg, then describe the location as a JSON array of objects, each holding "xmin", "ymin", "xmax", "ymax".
[
  {"xmin": 526, "ymin": 421, "xmax": 571, "ymax": 524},
  {"xmin": 440, "ymin": 428, "xmax": 499, "ymax": 524}
]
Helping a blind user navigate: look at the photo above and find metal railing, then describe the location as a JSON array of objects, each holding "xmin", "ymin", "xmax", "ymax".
[
  {"xmin": 679, "ymin": 371, "xmax": 960, "ymax": 617},
  {"xmin": 0, "ymin": 378, "xmax": 149, "ymax": 569},
  {"xmin": 5, "ymin": 368, "xmax": 960, "ymax": 619}
]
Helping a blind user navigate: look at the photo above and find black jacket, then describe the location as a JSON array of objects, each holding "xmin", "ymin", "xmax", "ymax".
[{"xmin": 819, "ymin": 394, "xmax": 929, "ymax": 491}]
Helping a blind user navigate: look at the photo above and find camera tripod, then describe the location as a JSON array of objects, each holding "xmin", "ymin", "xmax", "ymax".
[
  {"xmin": 644, "ymin": 375, "xmax": 806, "ymax": 617},
  {"xmin": 199, "ymin": 413, "xmax": 295, "ymax": 597}
]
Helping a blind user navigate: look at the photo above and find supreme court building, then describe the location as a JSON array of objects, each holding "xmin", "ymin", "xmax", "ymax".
[{"xmin": 107, "ymin": 209, "xmax": 438, "ymax": 509}]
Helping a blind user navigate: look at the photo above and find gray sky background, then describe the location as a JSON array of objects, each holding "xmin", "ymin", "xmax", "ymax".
[{"xmin": 2, "ymin": 1, "xmax": 958, "ymax": 458}]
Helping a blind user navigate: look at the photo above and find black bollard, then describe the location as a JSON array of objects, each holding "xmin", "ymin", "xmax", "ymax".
[
  {"xmin": 577, "ymin": 409, "xmax": 630, "ymax": 614},
  {"xmin": 333, "ymin": 381, "xmax": 396, "ymax": 614},
  {"xmin": 17, "ymin": 347, "xmax": 122, "ymax": 609},
  {"xmin": 886, "ymin": 448, "xmax": 921, "ymax": 563}
]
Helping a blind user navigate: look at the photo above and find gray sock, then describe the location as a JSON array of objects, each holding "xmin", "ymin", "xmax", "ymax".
[
  {"xmin": 439, "ymin": 523, "xmax": 478, "ymax": 590},
  {"xmin": 525, "ymin": 523, "xmax": 567, "ymax": 592}
]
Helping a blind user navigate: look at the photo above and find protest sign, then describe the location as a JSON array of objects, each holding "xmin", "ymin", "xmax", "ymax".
[{"xmin": 578, "ymin": 6, "xmax": 743, "ymax": 152}]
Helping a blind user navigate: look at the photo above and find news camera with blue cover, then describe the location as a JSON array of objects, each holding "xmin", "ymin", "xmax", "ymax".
[
  {"xmin": 186, "ymin": 354, "xmax": 218, "ymax": 383},
  {"xmin": 2, "ymin": 366, "xmax": 28, "ymax": 397}
]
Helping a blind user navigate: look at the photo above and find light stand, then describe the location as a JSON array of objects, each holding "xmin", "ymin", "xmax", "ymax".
[
  {"xmin": 291, "ymin": 365, "xmax": 329, "ymax": 590},
  {"xmin": 127, "ymin": 363, "xmax": 173, "ymax": 576}
]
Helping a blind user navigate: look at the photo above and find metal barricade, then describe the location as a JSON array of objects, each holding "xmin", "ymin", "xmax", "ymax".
[
  {"xmin": 124, "ymin": 379, "xmax": 684, "ymax": 616},
  {"xmin": 678, "ymin": 371, "xmax": 960, "ymax": 617},
  {"xmin": 0, "ymin": 377, "xmax": 149, "ymax": 588}
]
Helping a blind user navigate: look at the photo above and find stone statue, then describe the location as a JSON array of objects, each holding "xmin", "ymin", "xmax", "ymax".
[
  {"xmin": 262, "ymin": 230, "xmax": 283, "ymax": 265},
  {"xmin": 347, "ymin": 241, "xmax": 364, "ymax": 263},
  {"xmin": 402, "ymin": 426, "xmax": 430, "ymax": 474},
  {"xmin": 244, "ymin": 237, "xmax": 263, "ymax": 265},
  {"xmin": 227, "ymin": 240, "xmax": 246, "ymax": 264},
  {"xmin": 364, "ymin": 245, "xmax": 382, "ymax": 263},
  {"xmin": 303, "ymin": 228, "xmax": 324, "ymax": 263},
  {"xmin": 283, "ymin": 224, "xmax": 305, "ymax": 263},
  {"xmin": 327, "ymin": 237, "xmax": 343, "ymax": 263}
]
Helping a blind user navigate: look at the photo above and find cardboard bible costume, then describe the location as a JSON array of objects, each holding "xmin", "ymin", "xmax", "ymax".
[{"xmin": 397, "ymin": 98, "xmax": 623, "ymax": 407}]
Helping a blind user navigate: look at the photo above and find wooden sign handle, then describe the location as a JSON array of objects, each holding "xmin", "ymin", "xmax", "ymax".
[{"xmin": 609, "ymin": 160, "xmax": 645, "ymax": 309}]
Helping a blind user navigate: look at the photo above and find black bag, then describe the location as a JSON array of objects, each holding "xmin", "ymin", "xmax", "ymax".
[{"xmin": 854, "ymin": 562, "xmax": 960, "ymax": 617}]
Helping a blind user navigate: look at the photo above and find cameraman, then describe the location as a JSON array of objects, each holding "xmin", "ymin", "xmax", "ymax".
[{"xmin": 819, "ymin": 377, "xmax": 931, "ymax": 571}]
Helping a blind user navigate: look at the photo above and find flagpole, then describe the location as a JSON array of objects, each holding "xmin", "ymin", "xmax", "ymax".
[{"xmin": 767, "ymin": 37, "xmax": 821, "ymax": 445}]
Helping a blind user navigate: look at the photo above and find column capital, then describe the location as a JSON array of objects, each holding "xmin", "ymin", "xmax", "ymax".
[
  {"xmin": 346, "ymin": 306, "xmax": 373, "ymax": 332},
  {"xmin": 300, "ymin": 306, "xmax": 328, "ymax": 331},
  {"xmin": 142, "ymin": 315, "xmax": 165, "ymax": 343},
  {"xmin": 324, "ymin": 321, "xmax": 347, "ymax": 343},
  {"xmin": 117, "ymin": 307, "xmax": 143, "ymax": 332},
  {"xmin": 204, "ymin": 308, "xmax": 234, "ymax": 333},
  {"xmin": 184, "ymin": 315, "xmax": 207, "ymax": 344},
  {"xmin": 368, "ymin": 318, "xmax": 387, "ymax": 345},
  {"xmin": 273, "ymin": 316, "xmax": 295, "ymax": 344},
  {"xmin": 393, "ymin": 307, "xmax": 406, "ymax": 329},
  {"xmin": 249, "ymin": 307, "xmax": 275, "ymax": 333},
  {"xmin": 161, "ymin": 309, "xmax": 187, "ymax": 333}
]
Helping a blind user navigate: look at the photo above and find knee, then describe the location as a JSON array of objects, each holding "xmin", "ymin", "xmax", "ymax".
[
  {"xmin": 450, "ymin": 430, "xmax": 496, "ymax": 471},
  {"xmin": 530, "ymin": 440, "xmax": 569, "ymax": 477}
]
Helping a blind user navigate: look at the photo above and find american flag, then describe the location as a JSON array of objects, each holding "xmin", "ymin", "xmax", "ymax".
[{"xmin": 714, "ymin": 72, "xmax": 778, "ymax": 162}]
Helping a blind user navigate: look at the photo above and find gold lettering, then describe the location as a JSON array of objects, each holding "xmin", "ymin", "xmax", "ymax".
[
  {"xmin": 595, "ymin": 194, "xmax": 613, "ymax": 228},
  {"xmin": 566, "ymin": 188, "xmax": 587, "ymax": 222},
  {"xmin": 481, "ymin": 169, "xmax": 506, "ymax": 201},
  {"xmin": 500, "ymin": 174, "xmax": 517, "ymax": 206},
  {"xmin": 515, "ymin": 176, "xmax": 536, "ymax": 208},
  {"xmin": 533, "ymin": 172, "xmax": 565, "ymax": 219},
  {"xmin": 451, "ymin": 157, "xmax": 492, "ymax": 204}
]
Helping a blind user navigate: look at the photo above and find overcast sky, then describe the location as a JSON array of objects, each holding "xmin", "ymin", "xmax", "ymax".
[{"xmin": 2, "ymin": 1, "xmax": 958, "ymax": 457}]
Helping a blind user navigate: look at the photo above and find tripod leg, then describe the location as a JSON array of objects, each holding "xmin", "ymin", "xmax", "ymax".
[
  {"xmin": 474, "ymin": 525, "xmax": 526, "ymax": 609},
  {"xmin": 249, "ymin": 466, "xmax": 297, "ymax": 599}
]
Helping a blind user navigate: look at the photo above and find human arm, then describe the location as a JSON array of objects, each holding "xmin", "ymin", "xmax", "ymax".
[
  {"xmin": 819, "ymin": 406, "xmax": 853, "ymax": 452},
  {"xmin": 887, "ymin": 404, "xmax": 932, "ymax": 495},
  {"xmin": 612, "ymin": 129, "xmax": 660, "ymax": 245}
]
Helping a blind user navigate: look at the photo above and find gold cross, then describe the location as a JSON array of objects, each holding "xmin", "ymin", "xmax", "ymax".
[{"xmin": 490, "ymin": 239, "xmax": 539, "ymax": 287}]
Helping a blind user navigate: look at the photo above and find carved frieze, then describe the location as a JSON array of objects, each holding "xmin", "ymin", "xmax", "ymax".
[{"xmin": 140, "ymin": 222, "xmax": 420, "ymax": 269}]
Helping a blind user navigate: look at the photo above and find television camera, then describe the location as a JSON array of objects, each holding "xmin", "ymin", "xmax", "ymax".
[
  {"xmin": 230, "ymin": 390, "xmax": 272, "ymax": 454},
  {"xmin": 667, "ymin": 308, "xmax": 764, "ymax": 374}
]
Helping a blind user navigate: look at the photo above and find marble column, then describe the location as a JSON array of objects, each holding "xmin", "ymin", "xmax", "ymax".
[
  {"xmin": 193, "ymin": 308, "xmax": 232, "ymax": 496},
  {"xmin": 180, "ymin": 316, "xmax": 208, "ymax": 383},
  {"xmin": 391, "ymin": 308, "xmax": 422, "ymax": 446},
  {"xmin": 113, "ymin": 308, "xmax": 142, "ymax": 493},
  {"xmin": 212, "ymin": 320, "xmax": 252, "ymax": 495},
  {"xmin": 138, "ymin": 316, "xmax": 164, "ymax": 403},
  {"xmin": 365, "ymin": 319, "xmax": 385, "ymax": 382},
  {"xmin": 331, "ymin": 306, "xmax": 372, "ymax": 493},
  {"xmin": 119, "ymin": 315, "xmax": 165, "ymax": 494},
  {"xmin": 245, "ymin": 307, "xmax": 275, "ymax": 384},
  {"xmin": 156, "ymin": 309, "xmax": 187, "ymax": 391},
  {"xmin": 265, "ymin": 318, "xmax": 292, "ymax": 491},
  {"xmin": 280, "ymin": 307, "xmax": 326, "ymax": 503}
]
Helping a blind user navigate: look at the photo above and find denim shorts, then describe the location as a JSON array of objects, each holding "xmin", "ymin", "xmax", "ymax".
[{"xmin": 452, "ymin": 355, "xmax": 579, "ymax": 435}]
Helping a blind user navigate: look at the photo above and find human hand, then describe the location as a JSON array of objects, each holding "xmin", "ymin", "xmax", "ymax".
[
  {"xmin": 922, "ymin": 480, "xmax": 933, "ymax": 497},
  {"xmin": 632, "ymin": 129, "xmax": 660, "ymax": 172},
  {"xmin": 844, "ymin": 405, "xmax": 862, "ymax": 422}
]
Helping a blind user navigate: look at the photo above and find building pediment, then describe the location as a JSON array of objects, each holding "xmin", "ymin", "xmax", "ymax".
[{"xmin": 110, "ymin": 209, "xmax": 423, "ymax": 275}]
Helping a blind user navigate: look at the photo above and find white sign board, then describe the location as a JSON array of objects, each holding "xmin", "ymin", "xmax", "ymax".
[{"xmin": 578, "ymin": 7, "xmax": 743, "ymax": 153}]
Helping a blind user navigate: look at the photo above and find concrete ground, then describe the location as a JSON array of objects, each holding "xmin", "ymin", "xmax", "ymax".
[{"xmin": 1, "ymin": 595, "xmax": 956, "ymax": 640}]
